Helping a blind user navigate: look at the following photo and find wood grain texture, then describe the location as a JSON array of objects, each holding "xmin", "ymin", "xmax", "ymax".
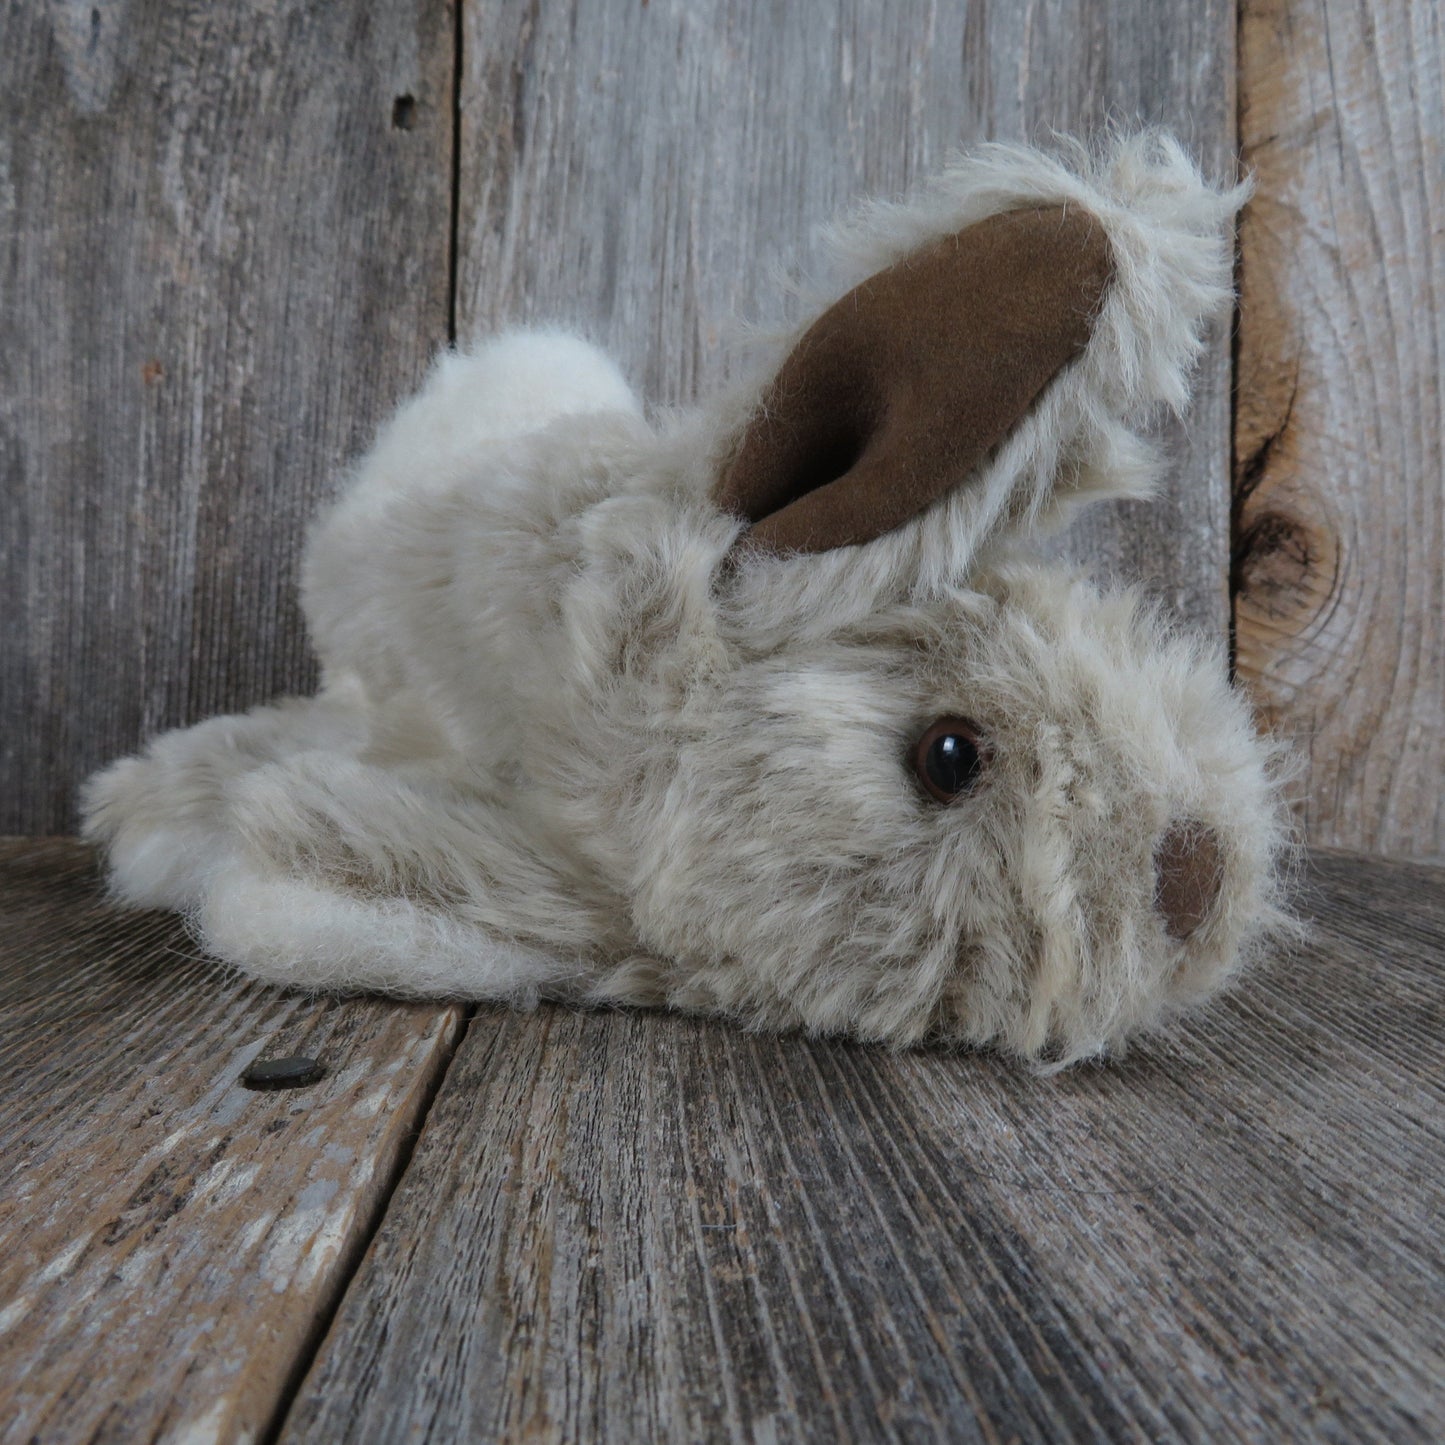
[
  {"xmin": 457, "ymin": 0, "xmax": 1237, "ymax": 634},
  {"xmin": 0, "ymin": 0, "xmax": 453, "ymax": 834},
  {"xmin": 1235, "ymin": 0, "xmax": 1445, "ymax": 857},
  {"xmin": 0, "ymin": 840, "xmax": 465, "ymax": 1445},
  {"xmin": 282, "ymin": 850, "xmax": 1445, "ymax": 1444}
]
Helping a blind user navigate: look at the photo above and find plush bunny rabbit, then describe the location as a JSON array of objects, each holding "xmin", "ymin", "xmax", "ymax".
[{"xmin": 84, "ymin": 133, "xmax": 1292, "ymax": 1064}]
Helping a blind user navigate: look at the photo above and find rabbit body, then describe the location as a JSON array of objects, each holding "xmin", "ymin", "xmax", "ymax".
[{"xmin": 84, "ymin": 135, "xmax": 1292, "ymax": 1063}]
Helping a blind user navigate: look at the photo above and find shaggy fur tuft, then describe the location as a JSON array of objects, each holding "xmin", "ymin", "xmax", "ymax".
[{"xmin": 83, "ymin": 134, "xmax": 1291, "ymax": 1064}]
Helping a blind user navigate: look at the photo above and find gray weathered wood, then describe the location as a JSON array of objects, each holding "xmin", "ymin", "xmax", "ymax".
[
  {"xmin": 0, "ymin": 1, "xmax": 454, "ymax": 834},
  {"xmin": 0, "ymin": 840, "xmax": 465, "ymax": 1445},
  {"xmin": 1235, "ymin": 0, "xmax": 1444, "ymax": 858},
  {"xmin": 456, "ymin": 0, "xmax": 1237, "ymax": 635},
  {"xmin": 280, "ymin": 850, "xmax": 1445, "ymax": 1444}
]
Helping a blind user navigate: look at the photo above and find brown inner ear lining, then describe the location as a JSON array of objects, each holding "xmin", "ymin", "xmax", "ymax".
[{"xmin": 714, "ymin": 204, "xmax": 1116, "ymax": 556}]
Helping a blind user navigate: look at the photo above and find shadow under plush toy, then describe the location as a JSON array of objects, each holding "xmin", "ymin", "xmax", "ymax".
[{"xmin": 84, "ymin": 134, "xmax": 1292, "ymax": 1065}]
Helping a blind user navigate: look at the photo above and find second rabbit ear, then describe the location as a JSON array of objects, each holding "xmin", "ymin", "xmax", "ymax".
[{"xmin": 714, "ymin": 205, "xmax": 1115, "ymax": 555}]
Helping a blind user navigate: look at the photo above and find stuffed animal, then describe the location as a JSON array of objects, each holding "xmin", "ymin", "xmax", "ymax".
[{"xmin": 83, "ymin": 133, "xmax": 1292, "ymax": 1065}]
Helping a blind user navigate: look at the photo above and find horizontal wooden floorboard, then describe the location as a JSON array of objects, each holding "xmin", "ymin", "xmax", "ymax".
[
  {"xmin": 282, "ymin": 851, "xmax": 1445, "ymax": 1444},
  {"xmin": 0, "ymin": 840, "xmax": 465, "ymax": 1445}
]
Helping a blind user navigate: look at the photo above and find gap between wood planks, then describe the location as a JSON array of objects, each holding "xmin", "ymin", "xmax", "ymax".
[
  {"xmin": 447, "ymin": 0, "xmax": 465, "ymax": 345},
  {"xmin": 1225, "ymin": 128, "xmax": 1246, "ymax": 685},
  {"xmin": 258, "ymin": 1002, "xmax": 482, "ymax": 1445},
  {"xmin": 1226, "ymin": 0, "xmax": 1253, "ymax": 689}
]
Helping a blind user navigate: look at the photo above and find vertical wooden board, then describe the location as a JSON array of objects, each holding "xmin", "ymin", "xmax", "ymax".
[
  {"xmin": 0, "ymin": 1, "xmax": 454, "ymax": 834},
  {"xmin": 1236, "ymin": 0, "xmax": 1444, "ymax": 855},
  {"xmin": 456, "ymin": 0, "xmax": 1236, "ymax": 632},
  {"xmin": 0, "ymin": 840, "xmax": 465, "ymax": 1445},
  {"xmin": 278, "ymin": 852, "xmax": 1445, "ymax": 1443}
]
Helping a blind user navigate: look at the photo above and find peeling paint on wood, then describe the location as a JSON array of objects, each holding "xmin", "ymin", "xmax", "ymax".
[{"xmin": 0, "ymin": 840, "xmax": 465, "ymax": 1444}]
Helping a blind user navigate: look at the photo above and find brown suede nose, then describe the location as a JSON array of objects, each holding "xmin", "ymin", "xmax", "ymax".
[{"xmin": 1154, "ymin": 822, "xmax": 1224, "ymax": 940}]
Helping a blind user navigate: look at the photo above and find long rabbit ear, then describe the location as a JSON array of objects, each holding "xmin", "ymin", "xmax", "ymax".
[{"xmin": 713, "ymin": 205, "xmax": 1114, "ymax": 555}]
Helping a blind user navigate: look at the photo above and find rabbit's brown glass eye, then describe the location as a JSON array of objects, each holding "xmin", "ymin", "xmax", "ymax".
[{"xmin": 912, "ymin": 718, "xmax": 989, "ymax": 804}]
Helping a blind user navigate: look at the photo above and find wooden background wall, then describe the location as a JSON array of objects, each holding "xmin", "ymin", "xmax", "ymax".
[{"xmin": 2, "ymin": 0, "xmax": 1440, "ymax": 858}]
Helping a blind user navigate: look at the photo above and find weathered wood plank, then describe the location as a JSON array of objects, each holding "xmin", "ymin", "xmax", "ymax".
[
  {"xmin": 1235, "ymin": 0, "xmax": 1445, "ymax": 856},
  {"xmin": 0, "ymin": 1, "xmax": 454, "ymax": 834},
  {"xmin": 281, "ymin": 850, "xmax": 1445, "ymax": 1443},
  {"xmin": 0, "ymin": 840, "xmax": 465, "ymax": 1444},
  {"xmin": 456, "ymin": 0, "xmax": 1237, "ymax": 634}
]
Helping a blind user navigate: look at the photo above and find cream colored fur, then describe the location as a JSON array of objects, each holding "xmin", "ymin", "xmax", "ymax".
[{"xmin": 83, "ymin": 134, "xmax": 1292, "ymax": 1064}]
